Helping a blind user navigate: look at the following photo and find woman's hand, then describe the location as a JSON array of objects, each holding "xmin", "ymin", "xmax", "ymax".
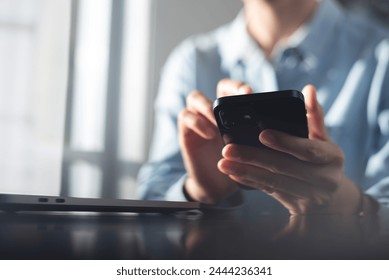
[
  {"xmin": 178, "ymin": 79, "xmax": 252, "ymax": 204},
  {"xmin": 218, "ymin": 85, "xmax": 362, "ymax": 215}
]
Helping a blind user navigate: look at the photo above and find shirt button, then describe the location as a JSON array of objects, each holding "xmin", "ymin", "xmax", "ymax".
[{"xmin": 278, "ymin": 47, "xmax": 304, "ymax": 69}]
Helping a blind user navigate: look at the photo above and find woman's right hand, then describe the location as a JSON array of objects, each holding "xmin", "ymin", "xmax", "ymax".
[{"xmin": 178, "ymin": 79, "xmax": 252, "ymax": 204}]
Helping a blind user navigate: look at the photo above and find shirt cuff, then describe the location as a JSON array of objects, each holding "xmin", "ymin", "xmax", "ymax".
[{"xmin": 165, "ymin": 174, "xmax": 188, "ymax": 201}]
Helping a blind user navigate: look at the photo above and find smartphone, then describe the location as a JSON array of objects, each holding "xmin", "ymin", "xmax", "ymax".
[{"xmin": 213, "ymin": 90, "xmax": 309, "ymax": 148}]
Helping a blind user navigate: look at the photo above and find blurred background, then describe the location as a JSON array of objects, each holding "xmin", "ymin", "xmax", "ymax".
[{"xmin": 0, "ymin": 0, "xmax": 387, "ymax": 199}]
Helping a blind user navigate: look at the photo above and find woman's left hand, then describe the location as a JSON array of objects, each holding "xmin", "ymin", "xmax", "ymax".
[{"xmin": 217, "ymin": 85, "xmax": 361, "ymax": 215}]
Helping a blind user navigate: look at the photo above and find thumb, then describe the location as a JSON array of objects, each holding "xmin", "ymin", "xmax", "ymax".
[{"xmin": 302, "ymin": 84, "xmax": 328, "ymax": 141}]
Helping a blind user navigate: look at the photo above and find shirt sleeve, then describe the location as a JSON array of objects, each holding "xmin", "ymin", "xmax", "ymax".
[
  {"xmin": 137, "ymin": 40, "xmax": 196, "ymax": 201},
  {"xmin": 365, "ymin": 39, "xmax": 389, "ymax": 207}
]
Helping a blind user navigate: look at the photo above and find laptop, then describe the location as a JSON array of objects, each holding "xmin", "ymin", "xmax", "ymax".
[
  {"xmin": 0, "ymin": 193, "xmax": 200, "ymax": 214},
  {"xmin": 0, "ymin": 192, "xmax": 245, "ymax": 214}
]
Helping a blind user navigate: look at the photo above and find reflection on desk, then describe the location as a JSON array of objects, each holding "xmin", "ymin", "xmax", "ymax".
[{"xmin": 1, "ymin": 207, "xmax": 389, "ymax": 259}]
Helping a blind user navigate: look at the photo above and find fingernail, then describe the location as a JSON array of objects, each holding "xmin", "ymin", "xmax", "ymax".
[
  {"xmin": 260, "ymin": 131, "xmax": 276, "ymax": 145},
  {"xmin": 218, "ymin": 160, "xmax": 237, "ymax": 176},
  {"xmin": 223, "ymin": 145, "xmax": 241, "ymax": 159},
  {"xmin": 223, "ymin": 165, "xmax": 236, "ymax": 175},
  {"xmin": 238, "ymin": 85, "xmax": 252, "ymax": 95},
  {"xmin": 204, "ymin": 127, "xmax": 217, "ymax": 139}
]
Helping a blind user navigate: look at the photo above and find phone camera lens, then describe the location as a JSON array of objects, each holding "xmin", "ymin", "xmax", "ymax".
[
  {"xmin": 222, "ymin": 119, "xmax": 237, "ymax": 129},
  {"xmin": 243, "ymin": 114, "xmax": 252, "ymax": 120},
  {"xmin": 219, "ymin": 110, "xmax": 236, "ymax": 129}
]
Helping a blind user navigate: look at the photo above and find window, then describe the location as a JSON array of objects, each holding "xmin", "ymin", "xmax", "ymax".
[
  {"xmin": 0, "ymin": 0, "xmax": 70, "ymax": 195},
  {"xmin": 63, "ymin": 0, "xmax": 153, "ymax": 198},
  {"xmin": 0, "ymin": 0, "xmax": 241, "ymax": 199},
  {"xmin": 0, "ymin": 0, "xmax": 153, "ymax": 198}
]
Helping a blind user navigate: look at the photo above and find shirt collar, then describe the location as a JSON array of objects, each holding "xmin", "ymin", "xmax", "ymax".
[
  {"xmin": 219, "ymin": 0, "xmax": 345, "ymax": 70},
  {"xmin": 218, "ymin": 9, "xmax": 261, "ymax": 70},
  {"xmin": 296, "ymin": 0, "xmax": 344, "ymax": 67}
]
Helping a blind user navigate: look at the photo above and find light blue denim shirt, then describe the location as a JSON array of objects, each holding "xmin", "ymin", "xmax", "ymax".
[{"xmin": 138, "ymin": 0, "xmax": 389, "ymax": 212}]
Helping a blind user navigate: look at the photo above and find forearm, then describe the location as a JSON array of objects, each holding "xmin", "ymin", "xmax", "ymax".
[{"xmin": 137, "ymin": 161, "xmax": 187, "ymax": 201}]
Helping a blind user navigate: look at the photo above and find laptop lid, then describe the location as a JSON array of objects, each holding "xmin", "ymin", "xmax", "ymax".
[{"xmin": 0, "ymin": 194, "xmax": 200, "ymax": 213}]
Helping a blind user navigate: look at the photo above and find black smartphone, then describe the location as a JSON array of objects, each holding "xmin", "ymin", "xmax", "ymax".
[{"xmin": 213, "ymin": 90, "xmax": 309, "ymax": 148}]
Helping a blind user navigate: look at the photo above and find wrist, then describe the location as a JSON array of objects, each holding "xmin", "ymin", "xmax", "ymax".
[
  {"xmin": 358, "ymin": 191, "xmax": 379, "ymax": 216},
  {"xmin": 184, "ymin": 177, "xmax": 215, "ymax": 204},
  {"xmin": 184, "ymin": 176, "xmax": 238, "ymax": 205},
  {"xmin": 183, "ymin": 179, "xmax": 196, "ymax": 202}
]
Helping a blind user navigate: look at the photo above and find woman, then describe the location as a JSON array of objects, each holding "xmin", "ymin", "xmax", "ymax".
[{"xmin": 138, "ymin": 0, "xmax": 389, "ymax": 215}]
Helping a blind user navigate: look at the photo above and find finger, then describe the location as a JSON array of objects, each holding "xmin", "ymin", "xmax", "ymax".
[
  {"xmin": 259, "ymin": 129, "xmax": 344, "ymax": 164},
  {"xmin": 222, "ymin": 142, "xmax": 341, "ymax": 193},
  {"xmin": 216, "ymin": 78, "xmax": 252, "ymax": 98},
  {"xmin": 224, "ymin": 173, "xmax": 306, "ymax": 214},
  {"xmin": 263, "ymin": 189, "xmax": 326, "ymax": 215},
  {"xmin": 222, "ymin": 143, "xmax": 311, "ymax": 180},
  {"xmin": 186, "ymin": 90, "xmax": 217, "ymax": 126},
  {"xmin": 270, "ymin": 191, "xmax": 303, "ymax": 215},
  {"xmin": 224, "ymin": 165, "xmax": 333, "ymax": 215},
  {"xmin": 302, "ymin": 85, "xmax": 328, "ymax": 141},
  {"xmin": 218, "ymin": 158, "xmax": 327, "ymax": 202},
  {"xmin": 178, "ymin": 109, "xmax": 218, "ymax": 140}
]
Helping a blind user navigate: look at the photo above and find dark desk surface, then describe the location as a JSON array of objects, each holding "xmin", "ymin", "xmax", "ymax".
[{"xmin": 1, "ymin": 207, "xmax": 389, "ymax": 259}]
